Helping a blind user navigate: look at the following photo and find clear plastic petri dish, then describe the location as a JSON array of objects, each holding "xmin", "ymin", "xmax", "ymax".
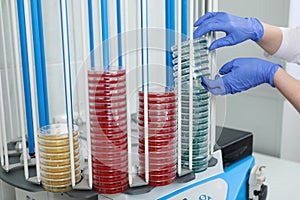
[
  {"xmin": 138, "ymin": 91, "xmax": 176, "ymax": 99},
  {"xmin": 41, "ymin": 168, "xmax": 81, "ymax": 180},
  {"xmin": 42, "ymin": 184, "xmax": 73, "ymax": 193},
  {"xmin": 89, "ymin": 107, "xmax": 127, "ymax": 116},
  {"xmin": 90, "ymin": 120, "xmax": 127, "ymax": 128},
  {"xmin": 88, "ymin": 82, "xmax": 126, "ymax": 91},
  {"xmin": 93, "ymin": 173, "xmax": 128, "ymax": 182},
  {"xmin": 91, "ymin": 133, "xmax": 127, "ymax": 142},
  {"xmin": 88, "ymin": 75, "xmax": 126, "ymax": 84},
  {"xmin": 88, "ymin": 69, "xmax": 126, "ymax": 78},
  {"xmin": 91, "ymin": 143, "xmax": 127, "ymax": 152},
  {"xmin": 181, "ymin": 123, "xmax": 209, "ymax": 131},
  {"xmin": 93, "ymin": 184, "xmax": 129, "ymax": 194},
  {"xmin": 181, "ymin": 134, "xmax": 208, "ymax": 143},
  {"xmin": 174, "ymin": 73, "xmax": 210, "ymax": 82},
  {"xmin": 39, "ymin": 141, "xmax": 79, "ymax": 154},
  {"xmin": 40, "ymin": 155, "xmax": 80, "ymax": 166},
  {"xmin": 39, "ymin": 149, "xmax": 80, "ymax": 160},
  {"xmin": 88, "ymin": 95, "xmax": 126, "ymax": 104},
  {"xmin": 171, "ymin": 37, "xmax": 207, "ymax": 52},
  {"xmin": 139, "ymin": 103, "xmax": 177, "ymax": 111},
  {"xmin": 91, "ymin": 137, "xmax": 127, "ymax": 147},
  {"xmin": 93, "ymin": 176, "xmax": 128, "ymax": 188},
  {"xmin": 92, "ymin": 163, "xmax": 128, "ymax": 172},
  {"xmin": 41, "ymin": 162, "xmax": 80, "ymax": 173},
  {"xmin": 39, "ymin": 124, "xmax": 78, "ymax": 141},
  {"xmin": 89, "ymin": 113, "xmax": 127, "ymax": 123},
  {"xmin": 38, "ymin": 138, "xmax": 79, "ymax": 148},
  {"xmin": 138, "ymin": 115, "xmax": 177, "ymax": 123}
]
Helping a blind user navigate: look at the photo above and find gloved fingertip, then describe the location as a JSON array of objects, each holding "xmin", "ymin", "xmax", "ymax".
[
  {"xmin": 208, "ymin": 43, "xmax": 215, "ymax": 51},
  {"xmin": 201, "ymin": 77, "xmax": 208, "ymax": 88}
]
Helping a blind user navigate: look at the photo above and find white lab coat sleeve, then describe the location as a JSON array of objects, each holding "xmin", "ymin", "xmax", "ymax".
[{"xmin": 266, "ymin": 27, "xmax": 300, "ymax": 64}]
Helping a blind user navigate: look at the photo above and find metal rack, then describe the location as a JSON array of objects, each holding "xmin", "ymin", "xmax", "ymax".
[{"xmin": 0, "ymin": 0, "xmax": 219, "ymax": 197}]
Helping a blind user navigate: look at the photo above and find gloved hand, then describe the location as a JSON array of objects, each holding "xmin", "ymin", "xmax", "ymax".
[
  {"xmin": 193, "ymin": 12, "xmax": 264, "ymax": 51},
  {"xmin": 201, "ymin": 58, "xmax": 281, "ymax": 95}
]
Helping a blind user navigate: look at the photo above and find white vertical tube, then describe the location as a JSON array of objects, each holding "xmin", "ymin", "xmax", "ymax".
[
  {"xmin": 141, "ymin": 0, "xmax": 149, "ymax": 184},
  {"xmin": 0, "ymin": 75, "xmax": 8, "ymax": 171},
  {"xmin": 60, "ymin": 0, "xmax": 76, "ymax": 187},
  {"xmin": 10, "ymin": 0, "xmax": 29, "ymax": 179},
  {"xmin": 81, "ymin": 1, "xmax": 89, "ymax": 61},
  {"xmin": 82, "ymin": 0, "xmax": 92, "ymax": 189},
  {"xmin": 0, "ymin": 108, "xmax": 4, "ymax": 167},
  {"xmin": 188, "ymin": 0, "xmax": 194, "ymax": 171},
  {"xmin": 5, "ymin": 0, "xmax": 19, "ymax": 142},
  {"xmin": 0, "ymin": 1, "xmax": 10, "ymax": 171},
  {"xmin": 84, "ymin": 70, "xmax": 92, "ymax": 188},
  {"xmin": 82, "ymin": 1, "xmax": 92, "ymax": 188},
  {"xmin": 23, "ymin": 0, "xmax": 41, "ymax": 182},
  {"xmin": 176, "ymin": 0, "xmax": 182, "ymax": 175},
  {"xmin": 206, "ymin": 0, "xmax": 217, "ymax": 157},
  {"xmin": 121, "ymin": 0, "xmax": 133, "ymax": 185}
]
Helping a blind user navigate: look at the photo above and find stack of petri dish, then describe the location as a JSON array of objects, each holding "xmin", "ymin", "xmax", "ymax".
[
  {"xmin": 172, "ymin": 37, "xmax": 210, "ymax": 82},
  {"xmin": 88, "ymin": 69, "xmax": 129, "ymax": 194},
  {"xmin": 38, "ymin": 124, "xmax": 81, "ymax": 193},
  {"xmin": 171, "ymin": 37, "xmax": 210, "ymax": 173},
  {"xmin": 180, "ymin": 84, "xmax": 209, "ymax": 172},
  {"xmin": 138, "ymin": 90, "xmax": 177, "ymax": 186}
]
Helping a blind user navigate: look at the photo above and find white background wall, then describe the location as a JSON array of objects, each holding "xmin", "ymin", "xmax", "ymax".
[
  {"xmin": 216, "ymin": 0, "xmax": 300, "ymax": 163},
  {"xmin": 279, "ymin": 0, "xmax": 300, "ymax": 162}
]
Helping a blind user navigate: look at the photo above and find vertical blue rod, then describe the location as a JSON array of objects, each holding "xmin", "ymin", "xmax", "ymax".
[
  {"xmin": 100, "ymin": 0, "xmax": 110, "ymax": 70},
  {"xmin": 116, "ymin": 0, "xmax": 122, "ymax": 69},
  {"xmin": 166, "ymin": 0, "xmax": 175, "ymax": 90},
  {"xmin": 88, "ymin": 0, "xmax": 95, "ymax": 70},
  {"xmin": 59, "ymin": 0, "xmax": 74, "ymax": 122},
  {"xmin": 30, "ymin": 0, "xmax": 46, "ymax": 127},
  {"xmin": 37, "ymin": 0, "xmax": 50, "ymax": 125},
  {"xmin": 181, "ymin": 0, "xmax": 188, "ymax": 39},
  {"xmin": 16, "ymin": 0, "xmax": 35, "ymax": 155}
]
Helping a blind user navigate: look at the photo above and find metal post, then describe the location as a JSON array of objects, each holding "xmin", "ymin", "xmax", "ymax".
[
  {"xmin": 59, "ymin": 0, "xmax": 76, "ymax": 187},
  {"xmin": 177, "ymin": 0, "xmax": 183, "ymax": 176},
  {"xmin": 11, "ymin": 0, "xmax": 29, "ymax": 179},
  {"xmin": 188, "ymin": 0, "xmax": 194, "ymax": 171},
  {"xmin": 141, "ymin": 0, "xmax": 149, "ymax": 184},
  {"xmin": 23, "ymin": 0, "xmax": 41, "ymax": 183}
]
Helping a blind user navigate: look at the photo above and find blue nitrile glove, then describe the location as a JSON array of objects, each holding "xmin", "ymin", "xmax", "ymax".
[
  {"xmin": 201, "ymin": 58, "xmax": 281, "ymax": 95},
  {"xmin": 193, "ymin": 12, "xmax": 264, "ymax": 51}
]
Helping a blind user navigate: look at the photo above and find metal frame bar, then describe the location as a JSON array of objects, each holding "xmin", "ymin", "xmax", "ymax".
[
  {"xmin": 59, "ymin": 0, "xmax": 76, "ymax": 187},
  {"xmin": 24, "ymin": 0, "xmax": 41, "ymax": 182},
  {"xmin": 11, "ymin": 0, "xmax": 30, "ymax": 179},
  {"xmin": 0, "ymin": 1, "xmax": 10, "ymax": 172},
  {"xmin": 17, "ymin": 0, "xmax": 35, "ymax": 156},
  {"xmin": 206, "ymin": 0, "xmax": 218, "ymax": 157},
  {"xmin": 176, "ymin": 0, "xmax": 183, "ymax": 176},
  {"xmin": 141, "ymin": 0, "xmax": 149, "ymax": 184},
  {"xmin": 188, "ymin": 0, "xmax": 194, "ymax": 170},
  {"xmin": 81, "ymin": 0, "xmax": 93, "ymax": 189}
]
